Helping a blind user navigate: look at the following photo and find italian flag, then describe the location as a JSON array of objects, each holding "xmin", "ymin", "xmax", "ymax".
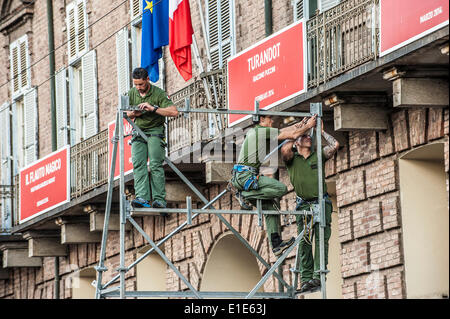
[{"xmin": 169, "ymin": 0, "xmax": 194, "ymax": 81}]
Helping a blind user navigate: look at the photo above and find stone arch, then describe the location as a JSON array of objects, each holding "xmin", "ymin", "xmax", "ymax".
[
  {"xmin": 399, "ymin": 142, "xmax": 448, "ymax": 298},
  {"xmin": 199, "ymin": 232, "xmax": 263, "ymax": 293}
]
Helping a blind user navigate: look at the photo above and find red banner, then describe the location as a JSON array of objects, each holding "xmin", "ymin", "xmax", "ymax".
[
  {"xmin": 108, "ymin": 119, "xmax": 134, "ymax": 180},
  {"xmin": 227, "ymin": 20, "xmax": 307, "ymax": 126},
  {"xmin": 380, "ymin": 0, "xmax": 449, "ymax": 57},
  {"xmin": 19, "ymin": 146, "xmax": 70, "ymax": 223}
]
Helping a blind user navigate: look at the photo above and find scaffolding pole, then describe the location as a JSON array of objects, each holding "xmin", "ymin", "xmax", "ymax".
[{"xmin": 95, "ymin": 98, "xmax": 328, "ymax": 300}]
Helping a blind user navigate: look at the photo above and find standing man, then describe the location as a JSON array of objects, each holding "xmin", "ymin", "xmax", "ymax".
[
  {"xmin": 126, "ymin": 68, "xmax": 179, "ymax": 209},
  {"xmin": 231, "ymin": 114, "xmax": 317, "ymax": 257},
  {"xmin": 281, "ymin": 120, "xmax": 339, "ymax": 293}
]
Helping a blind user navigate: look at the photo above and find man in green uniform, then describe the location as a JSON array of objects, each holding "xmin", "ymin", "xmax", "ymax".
[
  {"xmin": 281, "ymin": 120, "xmax": 339, "ymax": 293},
  {"xmin": 126, "ymin": 68, "xmax": 179, "ymax": 209},
  {"xmin": 231, "ymin": 114, "xmax": 317, "ymax": 257}
]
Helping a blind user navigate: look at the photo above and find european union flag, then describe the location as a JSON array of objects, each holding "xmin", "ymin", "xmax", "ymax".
[{"xmin": 141, "ymin": 0, "xmax": 169, "ymax": 82}]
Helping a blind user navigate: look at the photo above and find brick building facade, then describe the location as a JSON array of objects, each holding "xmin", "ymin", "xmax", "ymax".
[{"xmin": 0, "ymin": 0, "xmax": 448, "ymax": 299}]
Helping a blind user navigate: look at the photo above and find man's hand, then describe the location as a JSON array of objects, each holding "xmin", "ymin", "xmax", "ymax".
[
  {"xmin": 126, "ymin": 110, "xmax": 142, "ymax": 119},
  {"xmin": 138, "ymin": 102, "xmax": 155, "ymax": 112},
  {"xmin": 306, "ymin": 114, "xmax": 317, "ymax": 129}
]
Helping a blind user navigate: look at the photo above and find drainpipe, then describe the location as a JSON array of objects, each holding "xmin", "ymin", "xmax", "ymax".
[
  {"xmin": 46, "ymin": 0, "xmax": 60, "ymax": 299},
  {"xmin": 265, "ymin": 0, "xmax": 273, "ymax": 36},
  {"xmin": 46, "ymin": 0, "xmax": 57, "ymax": 152}
]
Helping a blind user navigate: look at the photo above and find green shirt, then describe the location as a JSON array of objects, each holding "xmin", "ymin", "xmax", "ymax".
[
  {"xmin": 238, "ymin": 125, "xmax": 279, "ymax": 169},
  {"xmin": 127, "ymin": 85, "xmax": 174, "ymax": 131},
  {"xmin": 285, "ymin": 149, "xmax": 327, "ymax": 200}
]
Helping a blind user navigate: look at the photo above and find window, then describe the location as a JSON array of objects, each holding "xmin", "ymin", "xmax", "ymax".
[
  {"xmin": 299, "ymin": 0, "xmax": 340, "ymax": 19},
  {"xmin": 0, "ymin": 102, "xmax": 12, "ymax": 231},
  {"xmin": 13, "ymin": 99, "xmax": 25, "ymax": 169},
  {"xmin": 69, "ymin": 63, "xmax": 84, "ymax": 144},
  {"xmin": 68, "ymin": 50, "xmax": 98, "ymax": 144},
  {"xmin": 56, "ymin": 69, "xmax": 69, "ymax": 149},
  {"xmin": 9, "ymin": 35, "xmax": 30, "ymax": 98},
  {"xmin": 206, "ymin": 0, "xmax": 235, "ymax": 70},
  {"xmin": 66, "ymin": 0, "xmax": 88, "ymax": 64}
]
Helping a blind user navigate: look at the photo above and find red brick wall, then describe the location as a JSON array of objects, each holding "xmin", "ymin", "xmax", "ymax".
[{"xmin": 325, "ymin": 106, "xmax": 449, "ymax": 299}]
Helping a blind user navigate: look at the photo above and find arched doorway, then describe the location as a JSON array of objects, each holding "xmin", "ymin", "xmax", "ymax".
[
  {"xmin": 200, "ymin": 233, "xmax": 263, "ymax": 293},
  {"xmin": 399, "ymin": 142, "xmax": 449, "ymax": 298},
  {"xmin": 136, "ymin": 245, "xmax": 167, "ymax": 298}
]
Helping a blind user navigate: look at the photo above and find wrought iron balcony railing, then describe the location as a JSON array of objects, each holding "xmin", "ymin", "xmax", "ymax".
[{"xmin": 307, "ymin": 0, "xmax": 379, "ymax": 88}]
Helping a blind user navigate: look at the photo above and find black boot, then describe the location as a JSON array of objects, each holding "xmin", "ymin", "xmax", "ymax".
[{"xmin": 271, "ymin": 233, "xmax": 295, "ymax": 257}]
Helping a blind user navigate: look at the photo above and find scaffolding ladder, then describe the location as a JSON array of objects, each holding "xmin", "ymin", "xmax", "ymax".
[{"xmin": 94, "ymin": 97, "xmax": 328, "ymax": 299}]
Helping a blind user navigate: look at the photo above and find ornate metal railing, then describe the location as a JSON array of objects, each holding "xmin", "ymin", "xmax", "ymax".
[
  {"xmin": 70, "ymin": 129, "xmax": 109, "ymax": 198},
  {"xmin": 167, "ymin": 67, "xmax": 227, "ymax": 153},
  {"xmin": 307, "ymin": 0, "xmax": 379, "ymax": 88}
]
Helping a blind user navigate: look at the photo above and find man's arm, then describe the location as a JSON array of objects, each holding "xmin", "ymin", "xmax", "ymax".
[
  {"xmin": 278, "ymin": 115, "xmax": 317, "ymax": 141},
  {"xmin": 322, "ymin": 129, "xmax": 339, "ymax": 159},
  {"xmin": 138, "ymin": 102, "xmax": 179, "ymax": 117}
]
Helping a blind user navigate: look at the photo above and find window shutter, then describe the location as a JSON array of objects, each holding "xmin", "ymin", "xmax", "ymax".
[
  {"xmin": 67, "ymin": 3, "xmax": 77, "ymax": 61},
  {"xmin": 1, "ymin": 103, "xmax": 12, "ymax": 231},
  {"xmin": 68, "ymin": 67, "xmax": 77, "ymax": 145},
  {"xmin": 207, "ymin": 0, "xmax": 234, "ymax": 69},
  {"xmin": 294, "ymin": 0, "xmax": 304, "ymax": 21},
  {"xmin": 10, "ymin": 35, "xmax": 30, "ymax": 97},
  {"xmin": 77, "ymin": 0, "xmax": 87, "ymax": 54},
  {"xmin": 320, "ymin": 0, "xmax": 340, "ymax": 12},
  {"xmin": 67, "ymin": 0, "xmax": 88, "ymax": 63},
  {"xmin": 56, "ymin": 69, "xmax": 68, "ymax": 148},
  {"xmin": 116, "ymin": 28, "xmax": 130, "ymax": 96},
  {"xmin": 10, "ymin": 44, "xmax": 20, "ymax": 94},
  {"xmin": 0, "ymin": 103, "xmax": 11, "ymax": 184},
  {"xmin": 207, "ymin": 0, "xmax": 219, "ymax": 69},
  {"xmin": 81, "ymin": 50, "xmax": 98, "ymax": 139},
  {"xmin": 130, "ymin": 0, "xmax": 142, "ymax": 20},
  {"xmin": 19, "ymin": 40, "xmax": 28, "ymax": 88},
  {"xmin": 23, "ymin": 88, "xmax": 38, "ymax": 165}
]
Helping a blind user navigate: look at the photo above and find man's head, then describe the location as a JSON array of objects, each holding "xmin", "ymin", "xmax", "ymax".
[
  {"xmin": 295, "ymin": 134, "xmax": 312, "ymax": 149},
  {"xmin": 257, "ymin": 115, "xmax": 274, "ymax": 128},
  {"xmin": 132, "ymin": 68, "xmax": 150, "ymax": 94}
]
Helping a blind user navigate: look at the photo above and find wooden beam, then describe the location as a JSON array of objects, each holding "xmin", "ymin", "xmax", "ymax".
[
  {"xmin": 29, "ymin": 238, "xmax": 68, "ymax": 257},
  {"xmin": 90, "ymin": 212, "xmax": 131, "ymax": 232},
  {"xmin": 22, "ymin": 231, "xmax": 68, "ymax": 257},
  {"xmin": 60, "ymin": 223, "xmax": 102, "ymax": 244},
  {"xmin": 333, "ymin": 104, "xmax": 388, "ymax": 131},
  {"xmin": 0, "ymin": 243, "xmax": 42, "ymax": 268},
  {"xmin": 165, "ymin": 182, "xmax": 204, "ymax": 202},
  {"xmin": 392, "ymin": 78, "xmax": 449, "ymax": 108},
  {"xmin": 205, "ymin": 161, "xmax": 234, "ymax": 184}
]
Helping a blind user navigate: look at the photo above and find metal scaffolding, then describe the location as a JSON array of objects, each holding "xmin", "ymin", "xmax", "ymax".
[{"xmin": 94, "ymin": 97, "xmax": 328, "ymax": 299}]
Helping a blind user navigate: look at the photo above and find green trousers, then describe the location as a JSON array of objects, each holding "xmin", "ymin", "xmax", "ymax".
[
  {"xmin": 131, "ymin": 127, "xmax": 167, "ymax": 205},
  {"xmin": 296, "ymin": 199, "xmax": 332, "ymax": 282},
  {"xmin": 231, "ymin": 170, "xmax": 288, "ymax": 248}
]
